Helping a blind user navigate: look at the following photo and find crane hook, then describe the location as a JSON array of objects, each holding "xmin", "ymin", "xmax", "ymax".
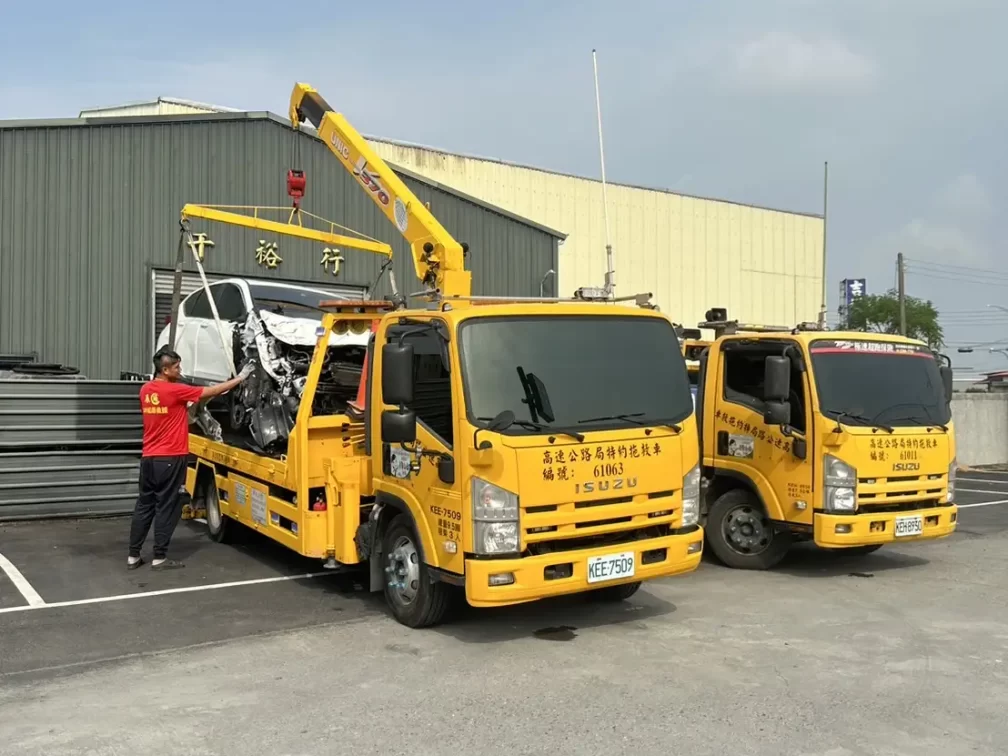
[{"xmin": 287, "ymin": 169, "xmax": 306, "ymax": 210}]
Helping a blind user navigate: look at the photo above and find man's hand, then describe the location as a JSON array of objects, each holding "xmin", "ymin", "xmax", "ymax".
[{"xmin": 200, "ymin": 362, "xmax": 255, "ymax": 401}]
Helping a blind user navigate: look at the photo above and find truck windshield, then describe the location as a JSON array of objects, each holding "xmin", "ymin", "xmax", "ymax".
[
  {"xmin": 809, "ymin": 339, "xmax": 950, "ymax": 427},
  {"xmin": 457, "ymin": 315, "xmax": 693, "ymax": 433}
]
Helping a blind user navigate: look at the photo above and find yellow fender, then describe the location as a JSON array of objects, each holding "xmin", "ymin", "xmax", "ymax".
[{"xmin": 373, "ymin": 483, "xmax": 441, "ymax": 569}]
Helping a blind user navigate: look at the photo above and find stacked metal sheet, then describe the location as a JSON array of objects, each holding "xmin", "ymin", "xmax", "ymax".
[{"xmin": 0, "ymin": 380, "xmax": 142, "ymax": 521}]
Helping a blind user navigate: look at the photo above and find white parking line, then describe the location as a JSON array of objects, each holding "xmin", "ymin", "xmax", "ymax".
[
  {"xmin": 957, "ymin": 487, "xmax": 1008, "ymax": 495},
  {"xmin": 958, "ymin": 477, "xmax": 1008, "ymax": 485},
  {"xmin": 0, "ymin": 551, "xmax": 45, "ymax": 608},
  {"xmin": 0, "ymin": 570, "xmax": 341, "ymax": 616},
  {"xmin": 957, "ymin": 498, "xmax": 1008, "ymax": 509}
]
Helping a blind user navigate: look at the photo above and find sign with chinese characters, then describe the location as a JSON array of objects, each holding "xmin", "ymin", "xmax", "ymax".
[
  {"xmin": 714, "ymin": 408, "xmax": 793, "ymax": 455},
  {"xmin": 540, "ymin": 441, "xmax": 665, "ymax": 484},
  {"xmin": 255, "ymin": 240, "xmax": 282, "ymax": 269},
  {"xmin": 321, "ymin": 246, "xmax": 344, "ymax": 276},
  {"xmin": 837, "ymin": 278, "xmax": 866, "ymax": 326},
  {"xmin": 809, "ymin": 340, "xmax": 933, "ymax": 357},
  {"xmin": 868, "ymin": 436, "xmax": 940, "ymax": 464},
  {"xmin": 187, "ymin": 232, "xmax": 214, "ymax": 262},
  {"xmin": 429, "ymin": 505, "xmax": 461, "ymax": 543}
]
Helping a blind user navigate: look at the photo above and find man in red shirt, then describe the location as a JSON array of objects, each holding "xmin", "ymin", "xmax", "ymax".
[{"xmin": 127, "ymin": 347, "xmax": 253, "ymax": 570}]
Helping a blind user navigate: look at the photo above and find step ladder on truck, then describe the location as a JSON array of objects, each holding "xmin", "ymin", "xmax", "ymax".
[
  {"xmin": 682, "ymin": 307, "xmax": 958, "ymax": 570},
  {"xmin": 172, "ymin": 82, "xmax": 705, "ymax": 628}
]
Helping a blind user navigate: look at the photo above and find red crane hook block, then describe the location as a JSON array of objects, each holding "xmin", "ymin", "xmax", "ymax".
[{"xmin": 287, "ymin": 169, "xmax": 306, "ymax": 208}]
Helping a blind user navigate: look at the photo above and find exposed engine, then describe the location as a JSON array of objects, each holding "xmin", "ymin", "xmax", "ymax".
[{"xmin": 192, "ymin": 309, "xmax": 367, "ymax": 457}]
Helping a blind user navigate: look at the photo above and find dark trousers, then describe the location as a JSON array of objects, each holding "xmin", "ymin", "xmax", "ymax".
[{"xmin": 128, "ymin": 455, "xmax": 188, "ymax": 560}]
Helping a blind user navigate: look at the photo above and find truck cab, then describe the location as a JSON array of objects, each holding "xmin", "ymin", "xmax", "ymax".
[
  {"xmin": 690, "ymin": 311, "xmax": 957, "ymax": 570},
  {"xmin": 366, "ymin": 301, "xmax": 704, "ymax": 625}
]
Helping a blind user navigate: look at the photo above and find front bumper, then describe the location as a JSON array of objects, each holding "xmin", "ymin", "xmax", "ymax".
[
  {"xmin": 464, "ymin": 528, "xmax": 704, "ymax": 607},
  {"xmin": 814, "ymin": 503, "xmax": 957, "ymax": 548}
]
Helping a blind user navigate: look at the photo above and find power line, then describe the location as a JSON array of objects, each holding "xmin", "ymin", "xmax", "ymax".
[
  {"xmin": 904, "ymin": 257, "xmax": 1008, "ymax": 280},
  {"xmin": 906, "ymin": 268, "xmax": 1008, "ymax": 288}
]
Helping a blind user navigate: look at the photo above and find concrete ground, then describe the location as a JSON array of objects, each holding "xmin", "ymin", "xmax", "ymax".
[{"xmin": 1, "ymin": 472, "xmax": 1006, "ymax": 756}]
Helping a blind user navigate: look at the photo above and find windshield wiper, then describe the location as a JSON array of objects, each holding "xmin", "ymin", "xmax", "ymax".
[
  {"xmin": 822, "ymin": 408, "xmax": 894, "ymax": 433},
  {"xmin": 887, "ymin": 415, "xmax": 949, "ymax": 432},
  {"xmin": 577, "ymin": 412, "xmax": 682, "ymax": 434},
  {"xmin": 476, "ymin": 414, "xmax": 585, "ymax": 443},
  {"xmin": 870, "ymin": 402, "xmax": 946, "ymax": 433},
  {"xmin": 881, "ymin": 403, "xmax": 949, "ymax": 432},
  {"xmin": 513, "ymin": 419, "xmax": 585, "ymax": 443}
]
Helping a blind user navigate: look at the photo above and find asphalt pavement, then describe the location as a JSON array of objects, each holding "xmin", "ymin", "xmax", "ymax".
[{"xmin": 1, "ymin": 471, "xmax": 1006, "ymax": 755}]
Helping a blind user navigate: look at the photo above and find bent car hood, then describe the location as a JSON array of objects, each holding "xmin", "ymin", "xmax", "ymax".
[{"xmin": 257, "ymin": 310, "xmax": 371, "ymax": 348}]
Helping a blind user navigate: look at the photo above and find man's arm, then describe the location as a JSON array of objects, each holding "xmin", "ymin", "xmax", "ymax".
[{"xmin": 199, "ymin": 363, "xmax": 254, "ymax": 400}]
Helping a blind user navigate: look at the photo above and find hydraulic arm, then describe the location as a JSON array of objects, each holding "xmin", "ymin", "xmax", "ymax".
[{"xmin": 289, "ymin": 83, "xmax": 472, "ymax": 299}]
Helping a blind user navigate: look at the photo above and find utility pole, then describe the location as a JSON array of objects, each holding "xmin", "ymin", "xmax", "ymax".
[
  {"xmin": 897, "ymin": 252, "xmax": 906, "ymax": 335},
  {"xmin": 592, "ymin": 48, "xmax": 615, "ymax": 300},
  {"xmin": 818, "ymin": 161, "xmax": 828, "ymax": 329}
]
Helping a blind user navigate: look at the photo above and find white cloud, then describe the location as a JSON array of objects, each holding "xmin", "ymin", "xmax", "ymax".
[{"xmin": 732, "ymin": 31, "xmax": 878, "ymax": 93}]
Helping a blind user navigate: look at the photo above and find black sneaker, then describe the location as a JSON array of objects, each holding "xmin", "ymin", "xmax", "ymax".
[
  {"xmin": 127, "ymin": 557, "xmax": 145, "ymax": 570},
  {"xmin": 151, "ymin": 558, "xmax": 185, "ymax": 570}
]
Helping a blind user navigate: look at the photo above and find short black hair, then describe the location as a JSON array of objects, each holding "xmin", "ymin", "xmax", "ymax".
[{"xmin": 153, "ymin": 347, "xmax": 181, "ymax": 372}]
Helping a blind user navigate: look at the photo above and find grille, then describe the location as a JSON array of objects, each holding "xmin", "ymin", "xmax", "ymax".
[
  {"xmin": 856, "ymin": 473, "xmax": 948, "ymax": 512},
  {"xmin": 522, "ymin": 489, "xmax": 679, "ymax": 552}
]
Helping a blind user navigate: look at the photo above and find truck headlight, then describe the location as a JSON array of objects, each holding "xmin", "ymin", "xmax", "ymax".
[
  {"xmin": 681, "ymin": 463, "xmax": 701, "ymax": 527},
  {"xmin": 947, "ymin": 458, "xmax": 956, "ymax": 503},
  {"xmin": 472, "ymin": 477, "xmax": 519, "ymax": 555},
  {"xmin": 824, "ymin": 454, "xmax": 857, "ymax": 513}
]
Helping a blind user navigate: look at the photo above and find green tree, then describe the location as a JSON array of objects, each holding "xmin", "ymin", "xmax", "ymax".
[{"xmin": 845, "ymin": 288, "xmax": 943, "ymax": 347}]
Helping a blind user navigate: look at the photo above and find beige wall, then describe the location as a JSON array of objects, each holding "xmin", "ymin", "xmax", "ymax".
[{"xmin": 368, "ymin": 139, "xmax": 824, "ymax": 329}]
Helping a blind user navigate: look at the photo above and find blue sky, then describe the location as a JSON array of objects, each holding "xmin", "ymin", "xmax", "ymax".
[{"xmin": 2, "ymin": 0, "xmax": 1006, "ymax": 373}]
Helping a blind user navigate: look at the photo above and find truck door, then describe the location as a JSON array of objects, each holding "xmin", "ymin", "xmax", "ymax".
[
  {"xmin": 378, "ymin": 319, "xmax": 465, "ymax": 573},
  {"xmin": 710, "ymin": 338, "xmax": 813, "ymax": 526}
]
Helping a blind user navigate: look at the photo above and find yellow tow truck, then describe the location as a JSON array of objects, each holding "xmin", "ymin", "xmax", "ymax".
[
  {"xmin": 686, "ymin": 308, "xmax": 957, "ymax": 569},
  {"xmin": 178, "ymin": 82, "xmax": 704, "ymax": 627}
]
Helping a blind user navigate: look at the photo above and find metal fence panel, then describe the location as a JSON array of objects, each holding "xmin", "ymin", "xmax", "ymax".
[{"xmin": 0, "ymin": 380, "xmax": 142, "ymax": 520}]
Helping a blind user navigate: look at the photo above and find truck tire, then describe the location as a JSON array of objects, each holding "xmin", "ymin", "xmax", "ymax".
[
  {"xmin": 587, "ymin": 581, "xmax": 642, "ymax": 602},
  {"xmin": 705, "ymin": 488, "xmax": 790, "ymax": 570},
  {"xmin": 202, "ymin": 476, "xmax": 231, "ymax": 544},
  {"xmin": 381, "ymin": 513, "xmax": 451, "ymax": 628}
]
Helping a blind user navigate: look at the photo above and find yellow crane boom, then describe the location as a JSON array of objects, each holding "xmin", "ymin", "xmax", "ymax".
[{"xmin": 288, "ymin": 82, "xmax": 472, "ymax": 299}]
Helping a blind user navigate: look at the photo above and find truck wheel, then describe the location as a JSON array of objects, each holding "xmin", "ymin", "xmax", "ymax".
[
  {"xmin": 706, "ymin": 488, "xmax": 790, "ymax": 570},
  {"xmin": 587, "ymin": 581, "xmax": 642, "ymax": 602},
  {"xmin": 202, "ymin": 476, "xmax": 231, "ymax": 544},
  {"xmin": 382, "ymin": 513, "xmax": 451, "ymax": 628}
]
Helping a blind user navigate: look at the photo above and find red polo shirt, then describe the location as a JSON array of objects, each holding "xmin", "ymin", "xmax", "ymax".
[{"xmin": 139, "ymin": 379, "xmax": 205, "ymax": 457}]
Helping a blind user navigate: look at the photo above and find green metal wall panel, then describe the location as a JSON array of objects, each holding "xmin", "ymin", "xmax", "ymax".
[{"xmin": 0, "ymin": 115, "xmax": 559, "ymax": 380}]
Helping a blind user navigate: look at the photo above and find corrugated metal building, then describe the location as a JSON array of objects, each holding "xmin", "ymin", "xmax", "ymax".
[
  {"xmin": 0, "ymin": 111, "xmax": 563, "ymax": 380},
  {"xmin": 78, "ymin": 96, "xmax": 243, "ymax": 118},
  {"xmin": 366, "ymin": 139, "xmax": 826, "ymax": 329}
]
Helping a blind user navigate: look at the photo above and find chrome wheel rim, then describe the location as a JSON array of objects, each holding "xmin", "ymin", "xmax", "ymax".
[{"xmin": 386, "ymin": 535, "xmax": 420, "ymax": 606}]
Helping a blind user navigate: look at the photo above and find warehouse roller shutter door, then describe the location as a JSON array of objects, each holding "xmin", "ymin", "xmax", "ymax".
[{"xmin": 150, "ymin": 269, "xmax": 367, "ymax": 349}]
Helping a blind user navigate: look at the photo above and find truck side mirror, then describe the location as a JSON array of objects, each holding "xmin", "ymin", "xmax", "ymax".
[
  {"xmin": 382, "ymin": 341, "xmax": 414, "ymax": 405},
  {"xmin": 763, "ymin": 355, "xmax": 790, "ymax": 402},
  {"xmin": 763, "ymin": 401, "xmax": 791, "ymax": 427},
  {"xmin": 381, "ymin": 408, "xmax": 417, "ymax": 444},
  {"xmin": 940, "ymin": 365, "xmax": 953, "ymax": 403}
]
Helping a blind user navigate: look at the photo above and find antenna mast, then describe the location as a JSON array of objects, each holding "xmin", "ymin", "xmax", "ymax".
[{"xmin": 593, "ymin": 48, "xmax": 615, "ymax": 299}]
